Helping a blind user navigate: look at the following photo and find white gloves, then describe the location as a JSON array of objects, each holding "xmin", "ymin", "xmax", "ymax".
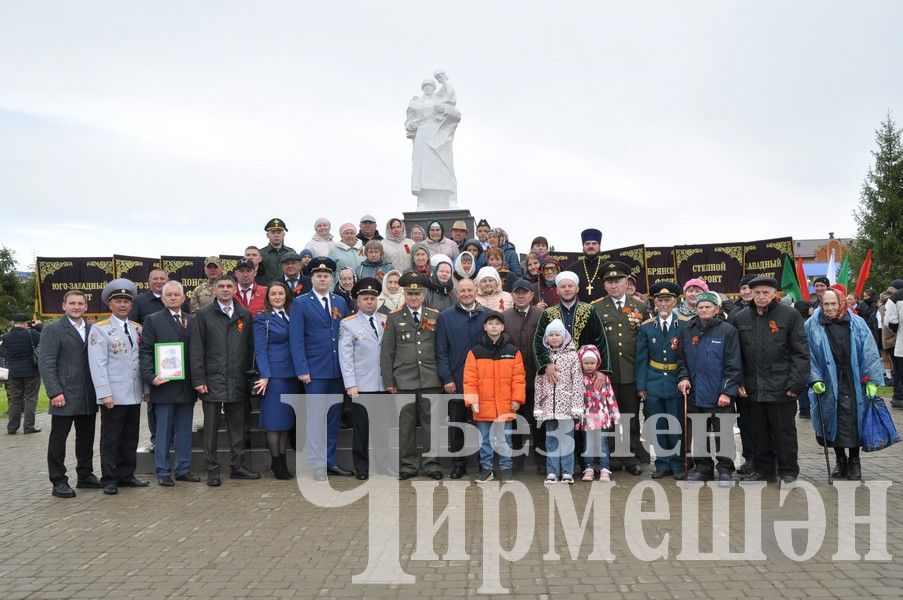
[
  {"xmin": 471, "ymin": 403, "xmax": 480, "ymax": 413},
  {"xmin": 533, "ymin": 409, "xmax": 543, "ymax": 419}
]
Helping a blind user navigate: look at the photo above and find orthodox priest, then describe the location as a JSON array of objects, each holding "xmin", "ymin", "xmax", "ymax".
[{"xmin": 568, "ymin": 228, "xmax": 606, "ymax": 303}]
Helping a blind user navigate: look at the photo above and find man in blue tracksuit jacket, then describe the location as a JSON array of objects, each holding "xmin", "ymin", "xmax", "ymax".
[
  {"xmin": 435, "ymin": 278, "xmax": 491, "ymax": 478},
  {"xmin": 676, "ymin": 291, "xmax": 742, "ymax": 484}
]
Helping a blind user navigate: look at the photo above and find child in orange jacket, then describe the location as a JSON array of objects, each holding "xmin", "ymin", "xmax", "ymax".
[{"xmin": 464, "ymin": 312, "xmax": 527, "ymax": 483}]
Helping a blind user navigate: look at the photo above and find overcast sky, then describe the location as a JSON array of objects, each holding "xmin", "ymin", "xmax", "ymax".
[{"xmin": 1, "ymin": 1, "xmax": 900, "ymax": 269}]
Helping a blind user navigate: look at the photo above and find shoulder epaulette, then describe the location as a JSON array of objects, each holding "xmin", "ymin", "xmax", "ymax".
[
  {"xmin": 641, "ymin": 317, "xmax": 655, "ymax": 325},
  {"xmin": 341, "ymin": 314, "xmax": 357, "ymax": 322},
  {"xmin": 590, "ymin": 297, "xmax": 605, "ymax": 305},
  {"xmin": 423, "ymin": 306, "xmax": 440, "ymax": 314},
  {"xmin": 389, "ymin": 307, "xmax": 405, "ymax": 314},
  {"xmin": 95, "ymin": 319, "xmax": 111, "ymax": 326}
]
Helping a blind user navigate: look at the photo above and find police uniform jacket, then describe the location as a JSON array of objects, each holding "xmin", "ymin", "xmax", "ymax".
[
  {"xmin": 635, "ymin": 313, "xmax": 685, "ymax": 400},
  {"xmin": 189, "ymin": 302, "xmax": 254, "ymax": 403},
  {"xmin": 380, "ymin": 305, "xmax": 442, "ymax": 390},
  {"xmin": 88, "ymin": 317, "xmax": 146, "ymax": 405},
  {"xmin": 254, "ymin": 311, "xmax": 295, "ymax": 379},
  {"xmin": 38, "ymin": 317, "xmax": 98, "ymax": 417},
  {"xmin": 288, "ymin": 291, "xmax": 348, "ymax": 380},
  {"xmin": 338, "ymin": 311, "xmax": 386, "ymax": 392},
  {"xmin": 139, "ymin": 309, "xmax": 195, "ymax": 405},
  {"xmin": 592, "ymin": 295, "xmax": 648, "ymax": 384}
]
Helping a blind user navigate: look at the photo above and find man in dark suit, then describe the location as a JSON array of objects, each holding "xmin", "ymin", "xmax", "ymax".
[
  {"xmin": 190, "ymin": 274, "xmax": 260, "ymax": 486},
  {"xmin": 139, "ymin": 281, "xmax": 199, "ymax": 487},
  {"xmin": 503, "ymin": 279, "xmax": 543, "ymax": 473},
  {"xmin": 128, "ymin": 267, "xmax": 170, "ymax": 451},
  {"xmin": 592, "ymin": 261, "xmax": 650, "ymax": 474},
  {"xmin": 1, "ymin": 313, "xmax": 42, "ymax": 434},
  {"xmin": 39, "ymin": 290, "xmax": 101, "ymax": 498},
  {"xmin": 289, "ymin": 257, "xmax": 353, "ymax": 480}
]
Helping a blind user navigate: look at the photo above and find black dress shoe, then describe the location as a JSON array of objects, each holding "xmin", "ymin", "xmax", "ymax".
[
  {"xmin": 52, "ymin": 482, "xmax": 76, "ymax": 498},
  {"xmin": 780, "ymin": 475, "xmax": 797, "ymax": 485},
  {"xmin": 230, "ymin": 466, "xmax": 261, "ymax": 480},
  {"xmin": 327, "ymin": 465, "xmax": 354, "ymax": 477},
  {"xmin": 206, "ymin": 473, "xmax": 221, "ymax": 487},
  {"xmin": 626, "ymin": 464, "xmax": 643, "ymax": 476},
  {"xmin": 355, "ymin": 473, "xmax": 369, "ymax": 480},
  {"xmin": 651, "ymin": 469, "xmax": 672, "ymax": 479},
  {"xmin": 741, "ymin": 471, "xmax": 775, "ymax": 482},
  {"xmin": 118, "ymin": 476, "xmax": 150, "ymax": 487},
  {"xmin": 103, "ymin": 484, "xmax": 118, "ymax": 495},
  {"xmin": 428, "ymin": 471, "xmax": 443, "ymax": 480},
  {"xmin": 450, "ymin": 467, "xmax": 466, "ymax": 479},
  {"xmin": 157, "ymin": 476, "xmax": 175, "ymax": 487},
  {"xmin": 175, "ymin": 473, "xmax": 201, "ymax": 482},
  {"xmin": 847, "ymin": 458, "xmax": 861, "ymax": 481},
  {"xmin": 736, "ymin": 462, "xmax": 754, "ymax": 476},
  {"xmin": 76, "ymin": 474, "xmax": 103, "ymax": 489},
  {"xmin": 398, "ymin": 471, "xmax": 415, "ymax": 480},
  {"xmin": 23, "ymin": 427, "xmax": 41, "ymax": 434}
]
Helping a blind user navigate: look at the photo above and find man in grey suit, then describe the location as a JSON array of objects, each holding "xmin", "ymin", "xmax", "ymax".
[
  {"xmin": 40, "ymin": 290, "xmax": 101, "ymax": 498},
  {"xmin": 338, "ymin": 277, "xmax": 386, "ymax": 479},
  {"xmin": 88, "ymin": 279, "xmax": 149, "ymax": 495}
]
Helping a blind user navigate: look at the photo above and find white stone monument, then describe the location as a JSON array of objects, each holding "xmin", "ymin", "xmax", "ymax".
[{"xmin": 405, "ymin": 70, "xmax": 461, "ymax": 210}]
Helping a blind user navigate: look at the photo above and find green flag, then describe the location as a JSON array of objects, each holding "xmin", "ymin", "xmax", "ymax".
[
  {"xmin": 837, "ymin": 255, "xmax": 851, "ymax": 288},
  {"xmin": 780, "ymin": 253, "xmax": 801, "ymax": 302}
]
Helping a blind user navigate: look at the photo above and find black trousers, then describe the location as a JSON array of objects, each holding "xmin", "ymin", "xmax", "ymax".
[
  {"xmin": 47, "ymin": 413, "xmax": 97, "ymax": 484},
  {"xmin": 689, "ymin": 403, "xmax": 736, "ymax": 475},
  {"xmin": 6, "ymin": 376, "xmax": 40, "ymax": 433},
  {"xmin": 737, "ymin": 397, "xmax": 755, "ymax": 462},
  {"xmin": 100, "ymin": 404, "xmax": 141, "ymax": 484},
  {"xmin": 893, "ymin": 356, "xmax": 903, "ymax": 405},
  {"xmin": 202, "ymin": 401, "xmax": 247, "ymax": 473},
  {"xmin": 749, "ymin": 398, "xmax": 799, "ymax": 477},
  {"xmin": 609, "ymin": 382, "xmax": 646, "ymax": 467},
  {"xmin": 448, "ymin": 398, "xmax": 471, "ymax": 470},
  {"xmin": 350, "ymin": 397, "xmax": 369, "ymax": 475},
  {"xmin": 146, "ymin": 402, "xmax": 156, "ymax": 443}
]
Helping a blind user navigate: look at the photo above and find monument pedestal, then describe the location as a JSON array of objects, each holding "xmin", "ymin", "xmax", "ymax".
[{"xmin": 403, "ymin": 208, "xmax": 475, "ymax": 239}]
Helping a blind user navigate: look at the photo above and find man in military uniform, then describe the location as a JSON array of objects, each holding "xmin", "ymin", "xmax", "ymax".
[
  {"xmin": 568, "ymin": 228, "xmax": 606, "ymax": 303},
  {"xmin": 592, "ymin": 261, "xmax": 650, "ymax": 474},
  {"xmin": 635, "ymin": 281, "xmax": 687, "ymax": 479},
  {"xmin": 380, "ymin": 272, "xmax": 444, "ymax": 480},
  {"xmin": 338, "ymin": 277, "xmax": 386, "ymax": 480},
  {"xmin": 88, "ymin": 278, "xmax": 150, "ymax": 495},
  {"xmin": 289, "ymin": 257, "xmax": 353, "ymax": 480},
  {"xmin": 189, "ymin": 256, "xmax": 223, "ymax": 313},
  {"xmin": 260, "ymin": 218, "xmax": 296, "ymax": 284}
]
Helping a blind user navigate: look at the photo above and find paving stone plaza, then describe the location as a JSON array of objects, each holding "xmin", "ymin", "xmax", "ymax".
[{"xmin": 1, "ymin": 405, "xmax": 901, "ymax": 599}]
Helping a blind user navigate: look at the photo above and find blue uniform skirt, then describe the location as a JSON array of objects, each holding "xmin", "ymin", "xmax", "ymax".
[{"xmin": 260, "ymin": 377, "xmax": 300, "ymax": 432}]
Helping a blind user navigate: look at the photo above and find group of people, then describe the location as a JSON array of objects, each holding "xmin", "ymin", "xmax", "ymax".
[{"xmin": 21, "ymin": 215, "xmax": 899, "ymax": 498}]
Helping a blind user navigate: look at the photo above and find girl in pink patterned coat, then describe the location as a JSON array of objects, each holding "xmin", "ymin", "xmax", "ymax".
[{"xmin": 575, "ymin": 345, "xmax": 620, "ymax": 482}]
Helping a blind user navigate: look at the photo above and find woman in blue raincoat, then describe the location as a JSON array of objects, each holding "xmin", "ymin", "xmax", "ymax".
[{"xmin": 805, "ymin": 287, "xmax": 884, "ymax": 481}]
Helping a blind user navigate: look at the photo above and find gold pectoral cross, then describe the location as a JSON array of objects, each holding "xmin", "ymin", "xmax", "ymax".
[{"xmin": 586, "ymin": 282, "xmax": 593, "ymax": 295}]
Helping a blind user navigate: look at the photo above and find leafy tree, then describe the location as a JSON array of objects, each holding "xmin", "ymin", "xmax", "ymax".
[
  {"xmin": 851, "ymin": 113, "xmax": 903, "ymax": 289},
  {"xmin": 0, "ymin": 247, "xmax": 33, "ymax": 328}
]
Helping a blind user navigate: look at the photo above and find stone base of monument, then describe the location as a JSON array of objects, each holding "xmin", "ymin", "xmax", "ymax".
[{"xmin": 403, "ymin": 208, "xmax": 475, "ymax": 239}]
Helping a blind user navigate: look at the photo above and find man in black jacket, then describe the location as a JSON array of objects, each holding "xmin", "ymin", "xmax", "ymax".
[
  {"xmin": 1, "ymin": 313, "xmax": 41, "ymax": 434},
  {"xmin": 733, "ymin": 276, "xmax": 810, "ymax": 485},
  {"xmin": 189, "ymin": 274, "xmax": 259, "ymax": 486},
  {"xmin": 39, "ymin": 290, "xmax": 101, "ymax": 498}
]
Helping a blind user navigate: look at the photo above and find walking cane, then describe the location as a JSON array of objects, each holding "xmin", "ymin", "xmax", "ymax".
[
  {"xmin": 813, "ymin": 391, "xmax": 832, "ymax": 485},
  {"xmin": 682, "ymin": 388, "xmax": 689, "ymax": 478}
]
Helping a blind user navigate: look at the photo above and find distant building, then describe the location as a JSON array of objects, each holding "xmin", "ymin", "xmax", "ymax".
[{"xmin": 793, "ymin": 232, "xmax": 854, "ymax": 289}]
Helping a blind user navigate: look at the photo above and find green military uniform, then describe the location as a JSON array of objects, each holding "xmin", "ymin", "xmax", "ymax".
[
  {"xmin": 189, "ymin": 280, "xmax": 216, "ymax": 314},
  {"xmin": 592, "ymin": 261, "xmax": 651, "ymax": 468},
  {"xmin": 260, "ymin": 218, "xmax": 295, "ymax": 284},
  {"xmin": 379, "ymin": 272, "xmax": 442, "ymax": 478}
]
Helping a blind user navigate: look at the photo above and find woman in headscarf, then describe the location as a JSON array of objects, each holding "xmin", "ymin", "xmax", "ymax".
[
  {"xmin": 424, "ymin": 220, "xmax": 460, "ymax": 259},
  {"xmin": 535, "ymin": 256, "xmax": 561, "ymax": 309},
  {"xmin": 480, "ymin": 227, "xmax": 523, "ymax": 277},
  {"xmin": 328, "ymin": 223, "xmax": 364, "ymax": 274},
  {"xmin": 305, "ymin": 217, "xmax": 335, "ymax": 258},
  {"xmin": 377, "ymin": 269, "xmax": 405, "ymax": 315},
  {"xmin": 424, "ymin": 255, "xmax": 456, "ymax": 312},
  {"xmin": 333, "ymin": 267, "xmax": 357, "ymax": 313},
  {"xmin": 474, "ymin": 266, "xmax": 513, "ymax": 312},
  {"xmin": 805, "ymin": 288, "xmax": 885, "ymax": 481},
  {"xmin": 453, "ymin": 250, "xmax": 476, "ymax": 281},
  {"xmin": 382, "ymin": 218, "xmax": 414, "ymax": 272},
  {"xmin": 410, "ymin": 224, "xmax": 427, "ymax": 243},
  {"xmin": 409, "ymin": 242, "xmax": 432, "ymax": 277}
]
